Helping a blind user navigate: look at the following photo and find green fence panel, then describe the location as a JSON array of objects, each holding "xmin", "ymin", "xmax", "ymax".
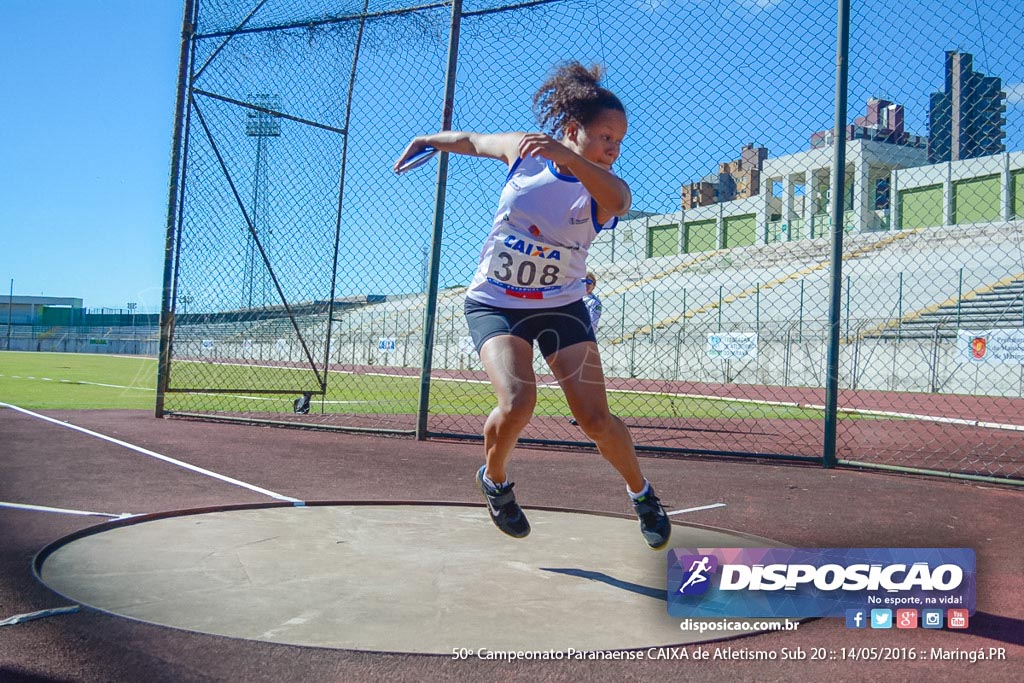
[
  {"xmin": 953, "ymin": 174, "xmax": 1001, "ymax": 224},
  {"xmin": 684, "ymin": 219, "xmax": 717, "ymax": 253},
  {"xmin": 898, "ymin": 185, "xmax": 943, "ymax": 228},
  {"xmin": 647, "ymin": 224, "xmax": 679, "ymax": 258},
  {"xmin": 723, "ymin": 214, "xmax": 756, "ymax": 248}
]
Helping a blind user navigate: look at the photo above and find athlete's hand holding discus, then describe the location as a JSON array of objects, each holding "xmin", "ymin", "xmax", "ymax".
[{"xmin": 393, "ymin": 137, "xmax": 437, "ymax": 173}]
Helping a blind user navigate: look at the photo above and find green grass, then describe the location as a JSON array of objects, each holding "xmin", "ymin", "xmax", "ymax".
[
  {"xmin": 0, "ymin": 352, "xmax": 158, "ymax": 410},
  {"xmin": 0, "ymin": 350, "xmax": 829, "ymax": 421}
]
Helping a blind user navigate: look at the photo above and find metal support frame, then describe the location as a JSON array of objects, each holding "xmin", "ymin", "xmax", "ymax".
[
  {"xmin": 822, "ymin": 0, "xmax": 851, "ymax": 469},
  {"xmin": 416, "ymin": 0, "xmax": 463, "ymax": 440}
]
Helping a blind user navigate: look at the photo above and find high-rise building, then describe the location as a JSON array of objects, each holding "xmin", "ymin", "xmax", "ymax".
[
  {"xmin": 928, "ymin": 51, "xmax": 1006, "ymax": 164},
  {"xmin": 681, "ymin": 143, "xmax": 767, "ymax": 209},
  {"xmin": 810, "ymin": 97, "xmax": 927, "ymax": 150}
]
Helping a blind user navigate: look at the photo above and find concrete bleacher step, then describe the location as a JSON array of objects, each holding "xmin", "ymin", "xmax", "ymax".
[
  {"xmin": 880, "ymin": 219, "xmax": 1024, "ymax": 254},
  {"xmin": 611, "ymin": 227, "xmax": 924, "ymax": 344},
  {"xmin": 898, "ymin": 316, "xmax": 1023, "ymax": 328},
  {"xmin": 914, "ymin": 309, "xmax": 1024, "ymax": 321},
  {"xmin": 858, "ymin": 271, "xmax": 1024, "ymax": 341},
  {"xmin": 875, "ymin": 319, "xmax": 1023, "ymax": 340},
  {"xmin": 875, "ymin": 330, "xmax": 958, "ymax": 340}
]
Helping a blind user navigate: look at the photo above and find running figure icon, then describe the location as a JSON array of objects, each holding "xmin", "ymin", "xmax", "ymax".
[{"xmin": 678, "ymin": 556, "xmax": 713, "ymax": 594}]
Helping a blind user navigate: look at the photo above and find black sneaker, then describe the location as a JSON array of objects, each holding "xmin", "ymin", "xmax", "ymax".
[
  {"xmin": 632, "ymin": 485, "xmax": 671, "ymax": 549},
  {"xmin": 476, "ymin": 466, "xmax": 530, "ymax": 539}
]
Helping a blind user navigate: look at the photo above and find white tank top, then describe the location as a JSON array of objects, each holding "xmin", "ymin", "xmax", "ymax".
[{"xmin": 466, "ymin": 155, "xmax": 618, "ymax": 308}]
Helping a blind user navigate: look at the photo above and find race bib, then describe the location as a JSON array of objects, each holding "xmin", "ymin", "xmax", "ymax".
[{"xmin": 486, "ymin": 232, "xmax": 582, "ymax": 295}]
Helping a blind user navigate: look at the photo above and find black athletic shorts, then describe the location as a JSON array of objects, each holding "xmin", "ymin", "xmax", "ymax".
[{"xmin": 464, "ymin": 297, "xmax": 597, "ymax": 357}]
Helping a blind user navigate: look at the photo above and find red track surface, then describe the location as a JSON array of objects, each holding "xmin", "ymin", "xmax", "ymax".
[{"xmin": 1, "ymin": 408, "xmax": 1021, "ymax": 682}]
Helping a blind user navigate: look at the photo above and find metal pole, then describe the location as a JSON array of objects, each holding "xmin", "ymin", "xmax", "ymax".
[
  {"xmin": 128, "ymin": 302, "xmax": 137, "ymax": 354},
  {"xmin": 323, "ymin": 0, "xmax": 371, "ymax": 393},
  {"xmin": 6, "ymin": 278, "xmax": 12, "ymax": 351},
  {"xmin": 620, "ymin": 293, "xmax": 626, "ymax": 339},
  {"xmin": 416, "ymin": 0, "xmax": 462, "ymax": 440},
  {"xmin": 755, "ymin": 283, "xmax": 760, "ymax": 332},
  {"xmin": 822, "ymin": 0, "xmax": 852, "ymax": 469},
  {"xmin": 799, "ymin": 279, "xmax": 804, "ymax": 342},
  {"xmin": 956, "ymin": 267, "xmax": 963, "ymax": 329},
  {"xmin": 681, "ymin": 288, "xmax": 687, "ymax": 337},
  {"xmin": 156, "ymin": 0, "xmax": 197, "ymax": 417},
  {"xmin": 650, "ymin": 290, "xmax": 655, "ymax": 343},
  {"xmin": 898, "ymin": 272, "xmax": 903, "ymax": 339},
  {"xmin": 673, "ymin": 329, "xmax": 681, "ymax": 380},
  {"xmin": 717, "ymin": 285, "xmax": 723, "ymax": 332},
  {"xmin": 844, "ymin": 274, "xmax": 850, "ymax": 341}
]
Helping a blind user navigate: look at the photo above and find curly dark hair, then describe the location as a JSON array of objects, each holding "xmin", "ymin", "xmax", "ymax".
[{"xmin": 532, "ymin": 61, "xmax": 625, "ymax": 136}]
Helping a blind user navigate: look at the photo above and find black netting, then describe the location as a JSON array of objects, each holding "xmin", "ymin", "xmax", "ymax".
[{"xmin": 161, "ymin": 0, "xmax": 1023, "ymax": 481}]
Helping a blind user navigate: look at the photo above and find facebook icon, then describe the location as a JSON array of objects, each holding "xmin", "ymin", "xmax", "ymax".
[{"xmin": 845, "ymin": 609, "xmax": 867, "ymax": 629}]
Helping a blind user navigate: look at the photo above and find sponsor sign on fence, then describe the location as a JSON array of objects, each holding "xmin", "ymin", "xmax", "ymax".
[
  {"xmin": 957, "ymin": 329, "xmax": 1024, "ymax": 365},
  {"xmin": 706, "ymin": 333, "xmax": 758, "ymax": 360}
]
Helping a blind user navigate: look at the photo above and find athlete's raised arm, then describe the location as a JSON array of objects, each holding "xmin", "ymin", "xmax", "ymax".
[
  {"xmin": 394, "ymin": 132, "xmax": 525, "ymax": 171},
  {"xmin": 517, "ymin": 131, "xmax": 632, "ymax": 219}
]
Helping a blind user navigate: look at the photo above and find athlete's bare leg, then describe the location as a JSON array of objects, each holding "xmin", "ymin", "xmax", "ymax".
[
  {"xmin": 478, "ymin": 334, "xmax": 536, "ymax": 485},
  {"xmin": 545, "ymin": 341, "xmax": 645, "ymax": 492}
]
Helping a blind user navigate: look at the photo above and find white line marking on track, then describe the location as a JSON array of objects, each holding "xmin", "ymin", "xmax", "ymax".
[
  {"xmin": 0, "ymin": 501, "xmax": 134, "ymax": 519},
  {"xmin": 57, "ymin": 379, "xmax": 153, "ymax": 390},
  {"xmin": 99, "ymin": 361, "xmax": 1024, "ymax": 432},
  {"xmin": 1, "ymin": 374, "xmax": 370, "ymax": 405},
  {"xmin": 324, "ymin": 367, "xmax": 1024, "ymax": 432},
  {"xmin": 0, "ymin": 373, "xmax": 152, "ymax": 391},
  {"xmin": 0, "ymin": 402, "xmax": 302, "ymax": 503},
  {"xmin": 667, "ymin": 502, "xmax": 727, "ymax": 516}
]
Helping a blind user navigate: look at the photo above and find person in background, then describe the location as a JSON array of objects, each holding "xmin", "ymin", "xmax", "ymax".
[
  {"xmin": 571, "ymin": 272, "xmax": 602, "ymax": 428},
  {"xmin": 582, "ymin": 271, "xmax": 602, "ymax": 333}
]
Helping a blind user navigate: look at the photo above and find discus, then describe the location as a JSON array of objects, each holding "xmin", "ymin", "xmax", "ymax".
[{"xmin": 395, "ymin": 146, "xmax": 439, "ymax": 174}]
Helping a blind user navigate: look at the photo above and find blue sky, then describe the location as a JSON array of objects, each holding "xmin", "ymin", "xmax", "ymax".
[
  {"xmin": 0, "ymin": 1, "xmax": 183, "ymax": 312},
  {"xmin": 0, "ymin": 0, "xmax": 1020, "ymax": 313}
]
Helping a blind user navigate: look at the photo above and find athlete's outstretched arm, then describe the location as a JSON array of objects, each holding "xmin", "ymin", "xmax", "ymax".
[{"xmin": 394, "ymin": 132, "xmax": 525, "ymax": 171}]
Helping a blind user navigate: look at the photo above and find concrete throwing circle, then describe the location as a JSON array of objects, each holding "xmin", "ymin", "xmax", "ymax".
[{"xmin": 38, "ymin": 503, "xmax": 788, "ymax": 654}]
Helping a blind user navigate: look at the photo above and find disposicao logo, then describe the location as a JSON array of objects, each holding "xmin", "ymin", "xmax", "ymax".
[
  {"xmin": 675, "ymin": 555, "xmax": 718, "ymax": 596},
  {"xmin": 667, "ymin": 548, "xmax": 975, "ymax": 619}
]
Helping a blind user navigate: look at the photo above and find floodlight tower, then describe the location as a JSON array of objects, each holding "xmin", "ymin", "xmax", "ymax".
[{"xmin": 243, "ymin": 93, "xmax": 281, "ymax": 309}]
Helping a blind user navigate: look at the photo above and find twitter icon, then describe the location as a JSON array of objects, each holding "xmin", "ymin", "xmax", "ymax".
[{"xmin": 870, "ymin": 609, "xmax": 893, "ymax": 629}]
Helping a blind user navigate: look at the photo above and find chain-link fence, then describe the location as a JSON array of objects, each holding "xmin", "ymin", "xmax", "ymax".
[{"xmin": 158, "ymin": 0, "xmax": 1023, "ymax": 483}]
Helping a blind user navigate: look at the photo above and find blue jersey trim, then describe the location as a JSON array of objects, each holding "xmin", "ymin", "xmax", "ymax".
[
  {"xmin": 546, "ymin": 159, "xmax": 580, "ymax": 183},
  {"xmin": 591, "ymin": 198, "xmax": 619, "ymax": 233},
  {"xmin": 504, "ymin": 156, "xmax": 524, "ymax": 184}
]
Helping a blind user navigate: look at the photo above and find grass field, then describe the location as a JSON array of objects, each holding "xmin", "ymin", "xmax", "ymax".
[
  {"xmin": 0, "ymin": 351, "xmax": 831, "ymax": 421},
  {"xmin": 0, "ymin": 352, "xmax": 157, "ymax": 410}
]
